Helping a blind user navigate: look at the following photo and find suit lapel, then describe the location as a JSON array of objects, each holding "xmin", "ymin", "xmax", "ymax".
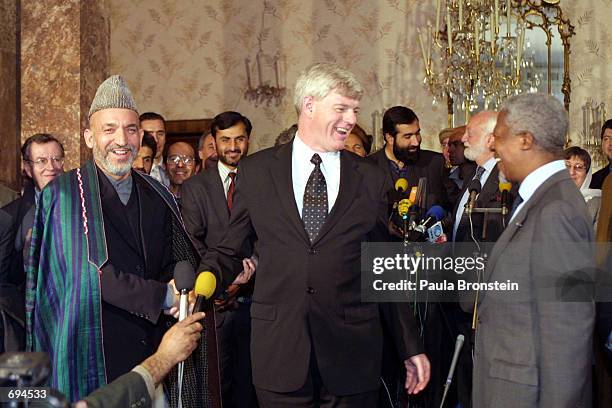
[
  {"xmin": 269, "ymin": 142, "xmax": 311, "ymax": 245},
  {"xmin": 209, "ymin": 166, "xmax": 231, "ymax": 220},
  {"xmin": 313, "ymin": 151, "xmax": 360, "ymax": 245},
  {"xmin": 483, "ymin": 170, "xmax": 567, "ymax": 285},
  {"xmin": 137, "ymin": 177, "xmax": 157, "ymax": 267}
]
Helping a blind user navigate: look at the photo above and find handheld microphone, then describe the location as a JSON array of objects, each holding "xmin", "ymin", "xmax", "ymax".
[
  {"xmin": 415, "ymin": 205, "xmax": 446, "ymax": 233},
  {"xmin": 439, "ymin": 334, "xmax": 465, "ymax": 408},
  {"xmin": 397, "ymin": 199, "xmax": 412, "ymax": 219},
  {"xmin": 173, "ymin": 261, "xmax": 195, "ymax": 408},
  {"xmin": 498, "ymin": 180, "xmax": 511, "ymax": 216},
  {"xmin": 173, "ymin": 261, "xmax": 195, "ymax": 322},
  {"xmin": 466, "ymin": 179, "xmax": 482, "ymax": 214},
  {"xmin": 394, "ymin": 177, "xmax": 408, "ymax": 193},
  {"xmin": 193, "ymin": 271, "xmax": 218, "ymax": 314}
]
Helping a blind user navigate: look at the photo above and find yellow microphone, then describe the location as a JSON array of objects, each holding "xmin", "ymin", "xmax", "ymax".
[
  {"xmin": 193, "ymin": 271, "xmax": 217, "ymax": 313},
  {"xmin": 394, "ymin": 178, "xmax": 408, "ymax": 193},
  {"xmin": 397, "ymin": 199, "xmax": 413, "ymax": 218},
  {"xmin": 498, "ymin": 180, "xmax": 512, "ymax": 216}
]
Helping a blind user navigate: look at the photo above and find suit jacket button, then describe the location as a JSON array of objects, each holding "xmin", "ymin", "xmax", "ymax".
[
  {"xmin": 140, "ymin": 339, "xmax": 148, "ymax": 346},
  {"xmin": 307, "ymin": 287, "xmax": 315, "ymax": 294},
  {"xmin": 308, "ymin": 248, "xmax": 317, "ymax": 254}
]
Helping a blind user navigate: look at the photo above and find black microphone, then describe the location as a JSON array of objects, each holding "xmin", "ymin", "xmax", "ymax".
[
  {"xmin": 173, "ymin": 260, "xmax": 195, "ymax": 408},
  {"xmin": 173, "ymin": 260, "xmax": 195, "ymax": 322},
  {"xmin": 439, "ymin": 334, "xmax": 465, "ymax": 408},
  {"xmin": 466, "ymin": 179, "xmax": 482, "ymax": 214}
]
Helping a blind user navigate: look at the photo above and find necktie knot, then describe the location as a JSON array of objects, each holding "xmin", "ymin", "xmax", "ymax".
[
  {"xmin": 473, "ymin": 166, "xmax": 485, "ymax": 181},
  {"xmin": 311, "ymin": 153, "xmax": 322, "ymax": 166},
  {"xmin": 228, "ymin": 172, "xmax": 236, "ymax": 180}
]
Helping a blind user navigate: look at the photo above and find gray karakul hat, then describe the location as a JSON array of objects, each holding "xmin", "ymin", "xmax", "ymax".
[{"xmin": 88, "ymin": 75, "xmax": 138, "ymax": 118}]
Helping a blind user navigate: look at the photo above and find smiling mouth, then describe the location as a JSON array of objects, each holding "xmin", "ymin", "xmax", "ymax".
[{"xmin": 334, "ymin": 126, "xmax": 351, "ymax": 138}]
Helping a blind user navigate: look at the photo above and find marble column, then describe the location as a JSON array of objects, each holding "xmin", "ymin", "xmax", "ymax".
[
  {"xmin": 20, "ymin": 0, "xmax": 110, "ymax": 171},
  {"xmin": 0, "ymin": 0, "xmax": 20, "ymax": 191}
]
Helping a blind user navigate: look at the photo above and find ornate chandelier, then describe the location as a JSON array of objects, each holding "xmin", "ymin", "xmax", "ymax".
[{"xmin": 418, "ymin": 0, "xmax": 541, "ymax": 124}]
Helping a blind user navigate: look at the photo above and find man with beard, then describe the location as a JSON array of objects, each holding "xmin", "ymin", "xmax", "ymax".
[
  {"xmin": 370, "ymin": 106, "xmax": 450, "ymax": 215},
  {"xmin": 25, "ymin": 76, "xmax": 202, "ymax": 403},
  {"xmin": 450, "ymin": 111, "xmax": 516, "ymax": 408},
  {"xmin": 165, "ymin": 141, "xmax": 196, "ymax": 202},
  {"xmin": 453, "ymin": 111, "xmax": 515, "ymax": 243},
  {"xmin": 181, "ymin": 111, "xmax": 258, "ymax": 408}
]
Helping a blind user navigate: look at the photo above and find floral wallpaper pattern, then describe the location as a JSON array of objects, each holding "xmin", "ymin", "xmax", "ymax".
[{"xmin": 109, "ymin": 0, "xmax": 612, "ymax": 153}]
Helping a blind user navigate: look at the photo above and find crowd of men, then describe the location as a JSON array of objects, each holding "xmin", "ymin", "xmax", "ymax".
[{"xmin": 0, "ymin": 62, "xmax": 611, "ymax": 408}]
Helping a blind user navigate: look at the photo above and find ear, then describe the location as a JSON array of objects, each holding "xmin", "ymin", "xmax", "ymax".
[
  {"xmin": 23, "ymin": 162, "xmax": 33, "ymax": 179},
  {"xmin": 519, "ymin": 132, "xmax": 535, "ymax": 150},
  {"xmin": 485, "ymin": 132, "xmax": 494, "ymax": 150},
  {"xmin": 384, "ymin": 133, "xmax": 394, "ymax": 146},
  {"xmin": 303, "ymin": 96, "xmax": 315, "ymax": 118},
  {"xmin": 84, "ymin": 128, "xmax": 94, "ymax": 149}
]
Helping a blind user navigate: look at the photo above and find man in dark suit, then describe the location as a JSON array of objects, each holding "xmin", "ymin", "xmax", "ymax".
[
  {"xmin": 201, "ymin": 63, "xmax": 430, "ymax": 407},
  {"xmin": 590, "ymin": 119, "xmax": 611, "ymax": 189},
  {"xmin": 182, "ymin": 111, "xmax": 257, "ymax": 408},
  {"xmin": 452, "ymin": 111, "xmax": 513, "ymax": 244},
  {"xmin": 369, "ymin": 106, "xmax": 451, "ymax": 212},
  {"xmin": 450, "ymin": 111, "xmax": 515, "ymax": 408},
  {"xmin": 469, "ymin": 93, "xmax": 595, "ymax": 408}
]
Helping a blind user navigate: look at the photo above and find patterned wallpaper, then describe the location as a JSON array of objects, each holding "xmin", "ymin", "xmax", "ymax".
[{"xmin": 109, "ymin": 0, "xmax": 612, "ymax": 153}]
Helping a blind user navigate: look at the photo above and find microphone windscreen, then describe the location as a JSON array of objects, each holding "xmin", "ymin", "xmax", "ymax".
[
  {"xmin": 194, "ymin": 271, "xmax": 217, "ymax": 299},
  {"xmin": 408, "ymin": 186, "xmax": 418, "ymax": 203},
  {"xmin": 425, "ymin": 205, "xmax": 446, "ymax": 221},
  {"xmin": 498, "ymin": 181, "xmax": 512, "ymax": 192},
  {"xmin": 174, "ymin": 261, "xmax": 195, "ymax": 291},
  {"xmin": 394, "ymin": 178, "xmax": 408, "ymax": 192},
  {"xmin": 398, "ymin": 199, "xmax": 412, "ymax": 217}
]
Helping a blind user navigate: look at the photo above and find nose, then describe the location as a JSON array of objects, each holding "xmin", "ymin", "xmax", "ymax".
[
  {"xmin": 115, "ymin": 127, "xmax": 128, "ymax": 146},
  {"xmin": 344, "ymin": 109, "xmax": 357, "ymax": 126}
]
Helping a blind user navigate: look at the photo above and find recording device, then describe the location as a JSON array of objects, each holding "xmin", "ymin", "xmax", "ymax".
[
  {"xmin": 0, "ymin": 353, "xmax": 69, "ymax": 407},
  {"xmin": 193, "ymin": 271, "xmax": 218, "ymax": 314},
  {"xmin": 498, "ymin": 176, "xmax": 512, "ymax": 216},
  {"xmin": 439, "ymin": 334, "xmax": 465, "ymax": 408},
  {"xmin": 466, "ymin": 179, "xmax": 482, "ymax": 214},
  {"xmin": 174, "ymin": 261, "xmax": 195, "ymax": 322},
  {"xmin": 414, "ymin": 205, "xmax": 446, "ymax": 234}
]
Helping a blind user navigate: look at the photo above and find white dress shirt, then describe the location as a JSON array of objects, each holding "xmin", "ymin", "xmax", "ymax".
[
  {"xmin": 292, "ymin": 133, "xmax": 341, "ymax": 217},
  {"xmin": 217, "ymin": 161, "xmax": 237, "ymax": 198},
  {"xmin": 509, "ymin": 160, "xmax": 566, "ymax": 223},
  {"xmin": 453, "ymin": 157, "xmax": 498, "ymax": 241}
]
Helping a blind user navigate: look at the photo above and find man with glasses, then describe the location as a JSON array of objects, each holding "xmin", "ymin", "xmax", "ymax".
[
  {"xmin": 2, "ymin": 134, "xmax": 65, "ymax": 285},
  {"xmin": 165, "ymin": 141, "xmax": 196, "ymax": 203}
]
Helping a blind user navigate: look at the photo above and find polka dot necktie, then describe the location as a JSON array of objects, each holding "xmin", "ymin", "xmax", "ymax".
[{"xmin": 302, "ymin": 153, "xmax": 328, "ymax": 242}]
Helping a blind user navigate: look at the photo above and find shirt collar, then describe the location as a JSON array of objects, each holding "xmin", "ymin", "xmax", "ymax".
[
  {"xmin": 518, "ymin": 160, "xmax": 566, "ymax": 203},
  {"xmin": 293, "ymin": 132, "xmax": 340, "ymax": 163},
  {"xmin": 481, "ymin": 157, "xmax": 497, "ymax": 173},
  {"xmin": 217, "ymin": 160, "xmax": 236, "ymax": 181}
]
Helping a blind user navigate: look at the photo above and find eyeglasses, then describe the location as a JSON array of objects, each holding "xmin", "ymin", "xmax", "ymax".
[
  {"xmin": 167, "ymin": 155, "xmax": 195, "ymax": 165},
  {"xmin": 564, "ymin": 162, "xmax": 586, "ymax": 172},
  {"xmin": 26, "ymin": 157, "xmax": 64, "ymax": 168}
]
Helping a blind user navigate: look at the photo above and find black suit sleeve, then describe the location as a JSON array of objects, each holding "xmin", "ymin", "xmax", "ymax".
[
  {"xmin": 100, "ymin": 263, "xmax": 167, "ymax": 324},
  {"xmin": 181, "ymin": 179, "xmax": 210, "ymax": 259}
]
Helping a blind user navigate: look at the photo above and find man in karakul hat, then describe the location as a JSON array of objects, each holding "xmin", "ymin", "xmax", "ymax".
[{"xmin": 25, "ymin": 75, "xmax": 214, "ymax": 406}]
